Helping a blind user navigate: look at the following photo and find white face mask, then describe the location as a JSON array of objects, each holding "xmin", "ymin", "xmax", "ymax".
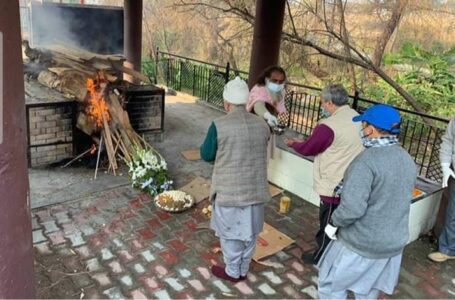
[
  {"xmin": 266, "ymin": 79, "xmax": 285, "ymax": 93},
  {"xmin": 320, "ymin": 107, "xmax": 331, "ymax": 118},
  {"xmin": 359, "ymin": 127, "xmax": 372, "ymax": 145}
]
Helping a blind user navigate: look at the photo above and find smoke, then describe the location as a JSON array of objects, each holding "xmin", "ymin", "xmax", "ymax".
[{"xmin": 29, "ymin": 1, "xmax": 123, "ymax": 54}]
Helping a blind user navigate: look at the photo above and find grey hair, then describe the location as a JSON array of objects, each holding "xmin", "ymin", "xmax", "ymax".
[{"xmin": 321, "ymin": 84, "xmax": 349, "ymax": 106}]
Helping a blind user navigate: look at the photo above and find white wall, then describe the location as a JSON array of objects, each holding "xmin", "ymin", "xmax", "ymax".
[{"xmin": 268, "ymin": 146, "xmax": 442, "ymax": 243}]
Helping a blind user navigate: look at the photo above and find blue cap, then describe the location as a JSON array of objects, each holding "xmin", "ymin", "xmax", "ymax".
[{"xmin": 352, "ymin": 104, "xmax": 401, "ymax": 134}]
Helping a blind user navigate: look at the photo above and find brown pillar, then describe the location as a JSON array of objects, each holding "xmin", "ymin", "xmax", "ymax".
[
  {"xmin": 247, "ymin": 0, "xmax": 286, "ymax": 88},
  {"xmin": 124, "ymin": 0, "xmax": 143, "ymax": 72},
  {"xmin": 0, "ymin": 1, "xmax": 35, "ymax": 298}
]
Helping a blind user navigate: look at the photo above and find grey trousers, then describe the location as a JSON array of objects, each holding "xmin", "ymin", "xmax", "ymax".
[
  {"xmin": 220, "ymin": 235, "xmax": 258, "ymax": 278},
  {"xmin": 439, "ymin": 177, "xmax": 455, "ymax": 256}
]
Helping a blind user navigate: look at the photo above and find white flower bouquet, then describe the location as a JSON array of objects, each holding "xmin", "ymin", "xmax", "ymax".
[{"xmin": 127, "ymin": 147, "xmax": 173, "ymax": 196}]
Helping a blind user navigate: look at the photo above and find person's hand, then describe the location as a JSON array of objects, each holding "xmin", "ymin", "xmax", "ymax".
[
  {"xmin": 264, "ymin": 111, "xmax": 278, "ymax": 127},
  {"xmin": 441, "ymin": 163, "xmax": 455, "ymax": 188},
  {"xmin": 324, "ymin": 223, "xmax": 338, "ymax": 240},
  {"xmin": 284, "ymin": 138, "xmax": 298, "ymax": 147}
]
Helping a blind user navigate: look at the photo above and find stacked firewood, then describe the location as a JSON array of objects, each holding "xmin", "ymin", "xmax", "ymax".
[{"xmin": 23, "ymin": 42, "xmax": 153, "ymax": 175}]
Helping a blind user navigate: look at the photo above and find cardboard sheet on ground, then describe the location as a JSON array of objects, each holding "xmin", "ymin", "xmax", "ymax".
[
  {"xmin": 269, "ymin": 184, "xmax": 283, "ymax": 197},
  {"xmin": 253, "ymin": 223, "xmax": 295, "ymax": 262},
  {"xmin": 179, "ymin": 176, "xmax": 211, "ymax": 203},
  {"xmin": 181, "ymin": 149, "xmax": 201, "ymax": 161}
]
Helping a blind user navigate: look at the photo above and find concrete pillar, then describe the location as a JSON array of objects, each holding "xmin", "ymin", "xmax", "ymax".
[
  {"xmin": 124, "ymin": 0, "xmax": 143, "ymax": 73},
  {"xmin": 247, "ymin": 0, "xmax": 286, "ymax": 88},
  {"xmin": 0, "ymin": 1, "xmax": 35, "ymax": 298}
]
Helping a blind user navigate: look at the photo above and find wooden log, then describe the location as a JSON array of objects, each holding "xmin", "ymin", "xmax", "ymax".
[
  {"xmin": 110, "ymin": 60, "xmax": 152, "ymax": 84},
  {"xmin": 102, "ymin": 113, "xmax": 117, "ymax": 174},
  {"xmin": 37, "ymin": 70, "xmax": 60, "ymax": 89}
]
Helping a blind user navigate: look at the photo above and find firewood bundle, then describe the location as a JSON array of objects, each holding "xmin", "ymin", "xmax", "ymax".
[{"xmin": 23, "ymin": 43, "xmax": 154, "ymax": 174}]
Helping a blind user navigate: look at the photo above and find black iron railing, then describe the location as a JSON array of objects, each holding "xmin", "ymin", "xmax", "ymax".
[{"xmin": 146, "ymin": 50, "xmax": 450, "ymax": 183}]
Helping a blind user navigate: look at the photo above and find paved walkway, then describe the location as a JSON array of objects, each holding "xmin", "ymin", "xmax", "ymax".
[{"xmin": 31, "ymin": 94, "xmax": 455, "ymax": 299}]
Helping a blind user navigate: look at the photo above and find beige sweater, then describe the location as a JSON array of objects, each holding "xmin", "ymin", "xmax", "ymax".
[{"xmin": 313, "ymin": 105, "xmax": 364, "ymax": 196}]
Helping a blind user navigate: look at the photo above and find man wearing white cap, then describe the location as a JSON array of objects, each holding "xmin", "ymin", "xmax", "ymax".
[{"xmin": 200, "ymin": 77, "xmax": 271, "ymax": 282}]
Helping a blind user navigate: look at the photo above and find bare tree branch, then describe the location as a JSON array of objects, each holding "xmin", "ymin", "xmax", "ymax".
[
  {"xmin": 171, "ymin": 0, "xmax": 431, "ymax": 121},
  {"xmin": 372, "ymin": 0, "xmax": 409, "ymax": 67}
]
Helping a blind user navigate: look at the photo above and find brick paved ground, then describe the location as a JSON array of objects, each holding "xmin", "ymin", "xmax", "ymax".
[{"xmin": 32, "ymin": 184, "xmax": 455, "ymax": 299}]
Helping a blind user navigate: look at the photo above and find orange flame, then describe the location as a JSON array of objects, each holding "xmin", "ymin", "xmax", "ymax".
[{"xmin": 86, "ymin": 74, "xmax": 110, "ymax": 128}]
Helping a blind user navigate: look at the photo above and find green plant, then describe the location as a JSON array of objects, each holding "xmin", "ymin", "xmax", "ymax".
[{"xmin": 364, "ymin": 42, "xmax": 455, "ymax": 118}]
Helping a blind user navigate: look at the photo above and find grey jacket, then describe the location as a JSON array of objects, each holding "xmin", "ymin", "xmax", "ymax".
[
  {"xmin": 332, "ymin": 144, "xmax": 417, "ymax": 259},
  {"xmin": 440, "ymin": 115, "xmax": 455, "ymax": 167},
  {"xmin": 210, "ymin": 106, "xmax": 271, "ymax": 206}
]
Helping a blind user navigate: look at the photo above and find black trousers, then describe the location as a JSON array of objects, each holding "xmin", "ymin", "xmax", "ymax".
[{"xmin": 313, "ymin": 201, "xmax": 339, "ymax": 263}]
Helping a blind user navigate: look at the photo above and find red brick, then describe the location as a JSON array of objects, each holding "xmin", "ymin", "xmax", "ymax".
[
  {"xmin": 159, "ymin": 250, "xmax": 179, "ymax": 265},
  {"xmin": 35, "ymin": 210, "xmax": 53, "ymax": 223},
  {"xmin": 155, "ymin": 210, "xmax": 172, "ymax": 221},
  {"xmin": 72, "ymin": 212, "xmax": 89, "ymax": 225},
  {"xmin": 86, "ymin": 206, "xmax": 98, "ymax": 215},
  {"xmin": 110, "ymin": 219, "xmax": 126, "ymax": 234},
  {"xmin": 175, "ymin": 230, "xmax": 193, "ymax": 240},
  {"xmin": 128, "ymin": 239, "xmax": 145, "ymax": 252},
  {"xmin": 89, "ymin": 233, "xmax": 107, "ymax": 250},
  {"xmin": 183, "ymin": 220, "xmax": 198, "ymax": 231},
  {"xmin": 175, "ymin": 291, "xmax": 195, "ymax": 299},
  {"xmin": 417, "ymin": 282, "xmax": 448, "ymax": 299},
  {"xmin": 48, "ymin": 231, "xmax": 66, "ymax": 246},
  {"xmin": 140, "ymin": 276, "xmax": 161, "ymax": 292},
  {"xmin": 201, "ymin": 252, "xmax": 220, "ymax": 264},
  {"xmin": 118, "ymin": 207, "xmax": 136, "ymax": 219},
  {"xmin": 139, "ymin": 193, "xmax": 153, "ymax": 203},
  {"xmin": 146, "ymin": 218, "xmax": 163, "ymax": 230},
  {"xmin": 137, "ymin": 228, "xmax": 156, "ymax": 240},
  {"xmin": 95, "ymin": 197, "xmax": 110, "ymax": 209},
  {"xmin": 130, "ymin": 289, "xmax": 148, "ymax": 300},
  {"xmin": 191, "ymin": 212, "xmax": 207, "ymax": 224},
  {"xmin": 129, "ymin": 198, "xmax": 145, "ymax": 209},
  {"xmin": 168, "ymin": 239, "xmax": 188, "ymax": 252},
  {"xmin": 118, "ymin": 250, "xmax": 135, "ymax": 263}
]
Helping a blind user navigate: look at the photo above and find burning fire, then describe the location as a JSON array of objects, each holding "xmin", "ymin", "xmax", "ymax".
[{"xmin": 86, "ymin": 73, "xmax": 110, "ymax": 128}]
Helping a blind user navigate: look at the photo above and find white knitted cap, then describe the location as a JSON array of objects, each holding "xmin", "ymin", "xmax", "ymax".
[{"xmin": 223, "ymin": 76, "xmax": 249, "ymax": 105}]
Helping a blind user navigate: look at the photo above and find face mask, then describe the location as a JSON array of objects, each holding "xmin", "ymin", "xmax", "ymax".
[
  {"xmin": 359, "ymin": 127, "xmax": 372, "ymax": 145},
  {"xmin": 320, "ymin": 107, "xmax": 331, "ymax": 118},
  {"xmin": 266, "ymin": 79, "xmax": 285, "ymax": 93}
]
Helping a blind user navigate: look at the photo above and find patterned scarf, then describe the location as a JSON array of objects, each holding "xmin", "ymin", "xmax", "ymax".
[
  {"xmin": 361, "ymin": 135, "xmax": 399, "ymax": 148},
  {"xmin": 334, "ymin": 135, "xmax": 399, "ymax": 196}
]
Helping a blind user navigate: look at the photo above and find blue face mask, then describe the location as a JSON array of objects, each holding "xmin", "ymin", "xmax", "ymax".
[
  {"xmin": 320, "ymin": 107, "xmax": 331, "ymax": 118},
  {"xmin": 266, "ymin": 80, "xmax": 285, "ymax": 93}
]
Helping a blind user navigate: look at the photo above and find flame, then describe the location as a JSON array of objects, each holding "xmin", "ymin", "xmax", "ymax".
[{"xmin": 86, "ymin": 73, "xmax": 110, "ymax": 128}]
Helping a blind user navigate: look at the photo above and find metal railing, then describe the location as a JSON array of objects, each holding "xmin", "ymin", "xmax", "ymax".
[{"xmin": 146, "ymin": 50, "xmax": 450, "ymax": 183}]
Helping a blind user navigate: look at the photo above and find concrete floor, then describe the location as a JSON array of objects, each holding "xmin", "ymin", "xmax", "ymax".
[{"xmin": 29, "ymin": 93, "xmax": 222, "ymax": 209}]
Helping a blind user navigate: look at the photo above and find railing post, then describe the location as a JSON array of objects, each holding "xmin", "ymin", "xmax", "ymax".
[
  {"xmin": 225, "ymin": 62, "xmax": 230, "ymax": 83},
  {"xmin": 166, "ymin": 57, "xmax": 170, "ymax": 87},
  {"xmin": 154, "ymin": 47, "xmax": 159, "ymax": 84},
  {"xmin": 179, "ymin": 60, "xmax": 183, "ymax": 90},
  {"xmin": 287, "ymin": 90, "xmax": 293, "ymax": 127},
  {"xmin": 207, "ymin": 70, "xmax": 211, "ymax": 102},
  {"xmin": 353, "ymin": 90, "xmax": 359, "ymax": 111},
  {"xmin": 192, "ymin": 65, "xmax": 196, "ymax": 95}
]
